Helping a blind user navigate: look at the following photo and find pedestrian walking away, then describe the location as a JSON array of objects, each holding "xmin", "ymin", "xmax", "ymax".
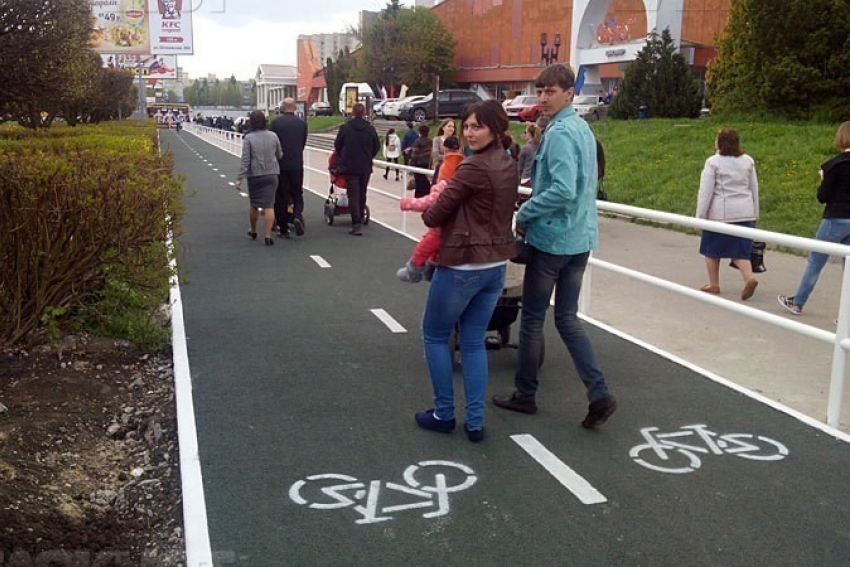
[
  {"xmin": 411, "ymin": 124, "xmax": 433, "ymax": 198},
  {"xmin": 779, "ymin": 121, "xmax": 850, "ymax": 316},
  {"xmin": 696, "ymin": 128, "xmax": 760, "ymax": 300},
  {"xmin": 333, "ymin": 102, "xmax": 380, "ymax": 236},
  {"xmin": 237, "ymin": 110, "xmax": 283, "ymax": 246},
  {"xmin": 270, "ymin": 97, "xmax": 308, "ymax": 238},
  {"xmin": 491, "ymin": 64, "xmax": 617, "ymax": 428},
  {"xmin": 414, "ymin": 100, "xmax": 518, "ymax": 443},
  {"xmin": 401, "ymin": 121, "xmax": 418, "ymax": 167}
]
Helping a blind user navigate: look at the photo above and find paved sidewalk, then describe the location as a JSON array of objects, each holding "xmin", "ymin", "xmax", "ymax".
[{"xmin": 301, "ymin": 146, "xmax": 849, "ymax": 432}]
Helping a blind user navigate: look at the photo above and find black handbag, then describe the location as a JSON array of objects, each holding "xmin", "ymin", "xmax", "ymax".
[
  {"xmin": 596, "ymin": 180, "xmax": 608, "ymax": 201},
  {"xmin": 729, "ymin": 241, "xmax": 767, "ymax": 273},
  {"xmin": 512, "ymin": 234, "xmax": 532, "ymax": 264}
]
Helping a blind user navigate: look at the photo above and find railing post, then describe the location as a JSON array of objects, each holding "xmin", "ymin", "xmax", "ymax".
[
  {"xmin": 828, "ymin": 265, "xmax": 850, "ymax": 427},
  {"xmin": 401, "ymin": 170, "xmax": 409, "ymax": 235}
]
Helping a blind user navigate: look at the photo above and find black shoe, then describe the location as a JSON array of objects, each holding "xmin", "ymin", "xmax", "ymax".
[
  {"xmin": 415, "ymin": 409, "xmax": 455, "ymax": 433},
  {"xmin": 581, "ymin": 395, "xmax": 617, "ymax": 429},
  {"xmin": 492, "ymin": 392, "xmax": 538, "ymax": 414},
  {"xmin": 293, "ymin": 218, "xmax": 305, "ymax": 236},
  {"xmin": 383, "ymin": 173, "xmax": 388, "ymax": 179},
  {"xmin": 264, "ymin": 237, "xmax": 274, "ymax": 246},
  {"xmin": 247, "ymin": 231, "xmax": 257, "ymax": 241},
  {"xmin": 279, "ymin": 229, "xmax": 291, "ymax": 239},
  {"xmin": 349, "ymin": 224, "xmax": 362, "ymax": 236},
  {"xmin": 464, "ymin": 425, "xmax": 484, "ymax": 443}
]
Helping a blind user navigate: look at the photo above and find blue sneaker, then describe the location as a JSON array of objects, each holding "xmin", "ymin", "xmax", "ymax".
[
  {"xmin": 415, "ymin": 409, "xmax": 455, "ymax": 433},
  {"xmin": 464, "ymin": 425, "xmax": 484, "ymax": 443}
]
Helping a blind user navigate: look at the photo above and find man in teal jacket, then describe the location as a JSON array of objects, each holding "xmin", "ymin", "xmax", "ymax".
[{"xmin": 493, "ymin": 64, "xmax": 617, "ymax": 428}]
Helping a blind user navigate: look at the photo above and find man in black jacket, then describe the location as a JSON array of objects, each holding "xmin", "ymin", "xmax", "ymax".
[
  {"xmin": 270, "ymin": 98, "xmax": 308, "ymax": 237},
  {"xmin": 334, "ymin": 103, "xmax": 380, "ymax": 235}
]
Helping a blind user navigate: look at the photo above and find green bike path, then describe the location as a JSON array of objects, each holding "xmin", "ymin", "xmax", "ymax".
[{"xmin": 164, "ymin": 130, "xmax": 849, "ymax": 567}]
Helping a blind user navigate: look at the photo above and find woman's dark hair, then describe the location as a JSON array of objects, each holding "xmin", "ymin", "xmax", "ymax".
[
  {"xmin": 386, "ymin": 127, "xmax": 395, "ymax": 146},
  {"xmin": 418, "ymin": 124, "xmax": 430, "ymax": 136},
  {"xmin": 249, "ymin": 110, "xmax": 266, "ymax": 131},
  {"xmin": 716, "ymin": 127, "xmax": 743, "ymax": 157},
  {"xmin": 461, "ymin": 99, "xmax": 512, "ymax": 150}
]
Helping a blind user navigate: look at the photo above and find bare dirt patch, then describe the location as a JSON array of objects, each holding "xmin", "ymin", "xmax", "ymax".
[{"xmin": 0, "ymin": 335, "xmax": 184, "ymax": 565}]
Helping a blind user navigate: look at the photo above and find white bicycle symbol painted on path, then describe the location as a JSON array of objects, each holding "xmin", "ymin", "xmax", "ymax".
[
  {"xmin": 629, "ymin": 424, "xmax": 789, "ymax": 474},
  {"xmin": 288, "ymin": 460, "xmax": 477, "ymax": 524}
]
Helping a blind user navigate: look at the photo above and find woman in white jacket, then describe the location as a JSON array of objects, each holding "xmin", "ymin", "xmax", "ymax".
[
  {"xmin": 696, "ymin": 128, "xmax": 760, "ymax": 300},
  {"xmin": 382, "ymin": 128, "xmax": 402, "ymax": 181}
]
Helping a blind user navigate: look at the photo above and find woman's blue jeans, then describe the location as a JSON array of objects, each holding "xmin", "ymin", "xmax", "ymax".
[
  {"xmin": 794, "ymin": 218, "xmax": 850, "ymax": 307},
  {"xmin": 515, "ymin": 248, "xmax": 609, "ymax": 403},
  {"xmin": 422, "ymin": 264, "xmax": 506, "ymax": 430}
]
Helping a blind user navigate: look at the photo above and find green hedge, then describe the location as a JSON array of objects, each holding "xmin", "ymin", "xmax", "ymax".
[{"xmin": 0, "ymin": 121, "xmax": 183, "ymax": 349}]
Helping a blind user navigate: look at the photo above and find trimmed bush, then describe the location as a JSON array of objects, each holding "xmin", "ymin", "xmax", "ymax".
[{"xmin": 0, "ymin": 122, "xmax": 183, "ymax": 349}]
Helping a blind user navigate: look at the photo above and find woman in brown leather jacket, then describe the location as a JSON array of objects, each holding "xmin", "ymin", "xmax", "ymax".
[{"xmin": 414, "ymin": 100, "xmax": 518, "ymax": 442}]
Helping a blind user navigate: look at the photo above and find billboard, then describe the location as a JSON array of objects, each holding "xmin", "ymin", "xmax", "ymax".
[
  {"xmin": 147, "ymin": 0, "xmax": 194, "ymax": 55},
  {"xmin": 89, "ymin": 1, "xmax": 193, "ymax": 55},
  {"xmin": 101, "ymin": 54, "xmax": 178, "ymax": 79},
  {"xmin": 90, "ymin": 0, "xmax": 151, "ymax": 54}
]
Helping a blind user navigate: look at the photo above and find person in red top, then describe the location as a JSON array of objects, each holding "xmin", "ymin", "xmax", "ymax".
[{"xmin": 396, "ymin": 136, "xmax": 463, "ymax": 282}]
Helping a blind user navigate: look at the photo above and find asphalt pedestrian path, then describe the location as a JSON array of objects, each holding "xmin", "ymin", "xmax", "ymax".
[{"xmin": 163, "ymin": 130, "xmax": 849, "ymax": 567}]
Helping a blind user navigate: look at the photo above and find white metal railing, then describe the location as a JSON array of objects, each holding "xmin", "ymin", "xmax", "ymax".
[{"xmin": 182, "ymin": 124, "xmax": 848, "ymax": 430}]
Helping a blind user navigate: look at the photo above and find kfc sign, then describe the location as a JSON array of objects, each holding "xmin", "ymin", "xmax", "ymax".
[{"xmin": 147, "ymin": 0, "xmax": 194, "ymax": 54}]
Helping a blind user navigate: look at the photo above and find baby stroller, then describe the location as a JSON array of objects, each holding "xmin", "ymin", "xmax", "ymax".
[
  {"xmin": 449, "ymin": 262, "xmax": 545, "ymax": 370},
  {"xmin": 324, "ymin": 151, "xmax": 370, "ymax": 226}
]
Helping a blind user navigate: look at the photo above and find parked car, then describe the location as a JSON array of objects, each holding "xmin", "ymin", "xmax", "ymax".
[
  {"xmin": 373, "ymin": 98, "xmax": 397, "ymax": 118},
  {"xmin": 504, "ymin": 95, "xmax": 539, "ymax": 120},
  {"xmin": 573, "ymin": 94, "xmax": 605, "ymax": 121},
  {"xmin": 309, "ymin": 101, "xmax": 332, "ymax": 116},
  {"xmin": 518, "ymin": 104, "xmax": 541, "ymax": 123},
  {"xmin": 383, "ymin": 96, "xmax": 426, "ymax": 120},
  {"xmin": 398, "ymin": 89, "xmax": 483, "ymax": 122}
]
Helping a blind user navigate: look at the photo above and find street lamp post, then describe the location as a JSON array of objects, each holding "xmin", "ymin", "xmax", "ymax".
[{"xmin": 540, "ymin": 33, "xmax": 561, "ymax": 65}]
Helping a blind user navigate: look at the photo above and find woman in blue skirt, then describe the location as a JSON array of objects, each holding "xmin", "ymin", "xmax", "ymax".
[{"xmin": 696, "ymin": 128, "xmax": 760, "ymax": 300}]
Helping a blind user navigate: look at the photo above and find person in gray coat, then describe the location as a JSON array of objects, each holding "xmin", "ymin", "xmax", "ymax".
[{"xmin": 237, "ymin": 110, "xmax": 283, "ymax": 246}]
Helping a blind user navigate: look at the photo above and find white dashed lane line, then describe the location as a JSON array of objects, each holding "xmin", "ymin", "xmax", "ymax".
[
  {"xmin": 310, "ymin": 255, "xmax": 331, "ymax": 268},
  {"xmin": 370, "ymin": 309, "xmax": 407, "ymax": 333},
  {"xmin": 510, "ymin": 434, "xmax": 607, "ymax": 505}
]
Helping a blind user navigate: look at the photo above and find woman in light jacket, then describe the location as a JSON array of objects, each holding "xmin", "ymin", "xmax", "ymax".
[
  {"xmin": 696, "ymin": 128, "xmax": 760, "ymax": 299},
  {"xmin": 237, "ymin": 110, "xmax": 283, "ymax": 246},
  {"xmin": 431, "ymin": 118, "xmax": 456, "ymax": 182}
]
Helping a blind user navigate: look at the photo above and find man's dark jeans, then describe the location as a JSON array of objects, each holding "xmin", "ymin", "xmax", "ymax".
[
  {"xmin": 274, "ymin": 168, "xmax": 304, "ymax": 229},
  {"xmin": 515, "ymin": 248, "xmax": 610, "ymax": 403},
  {"xmin": 345, "ymin": 173, "xmax": 370, "ymax": 225}
]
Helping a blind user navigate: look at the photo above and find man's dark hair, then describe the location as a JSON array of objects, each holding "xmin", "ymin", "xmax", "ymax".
[
  {"xmin": 249, "ymin": 110, "xmax": 266, "ymax": 131},
  {"xmin": 352, "ymin": 103, "xmax": 366, "ymax": 117},
  {"xmin": 534, "ymin": 64, "xmax": 576, "ymax": 90},
  {"xmin": 461, "ymin": 99, "xmax": 512, "ymax": 150},
  {"xmin": 716, "ymin": 128, "xmax": 743, "ymax": 157},
  {"xmin": 418, "ymin": 124, "xmax": 430, "ymax": 136}
]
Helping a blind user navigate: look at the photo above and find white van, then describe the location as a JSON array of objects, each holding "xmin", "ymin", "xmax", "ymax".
[{"xmin": 339, "ymin": 82, "xmax": 376, "ymax": 116}]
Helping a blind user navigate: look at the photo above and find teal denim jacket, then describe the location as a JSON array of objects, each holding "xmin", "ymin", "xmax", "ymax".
[{"xmin": 516, "ymin": 105, "xmax": 598, "ymax": 255}]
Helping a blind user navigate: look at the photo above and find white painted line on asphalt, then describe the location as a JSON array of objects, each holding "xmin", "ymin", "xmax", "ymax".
[
  {"xmin": 212, "ymin": 168, "xmax": 218, "ymax": 171},
  {"xmin": 207, "ymin": 163, "xmax": 214, "ymax": 167},
  {"xmin": 371, "ymin": 308, "xmax": 407, "ymax": 333},
  {"xmin": 511, "ymin": 434, "xmax": 607, "ymax": 505},
  {"xmin": 239, "ymin": 192, "xmax": 248, "ymax": 198},
  {"xmin": 310, "ymin": 255, "xmax": 331, "ymax": 268},
  {"xmin": 219, "ymin": 174, "xmax": 226, "ymax": 178},
  {"xmin": 227, "ymin": 182, "xmax": 236, "ymax": 186}
]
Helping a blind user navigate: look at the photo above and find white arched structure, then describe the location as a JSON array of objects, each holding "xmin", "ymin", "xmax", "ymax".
[{"xmin": 570, "ymin": 0, "xmax": 683, "ymax": 90}]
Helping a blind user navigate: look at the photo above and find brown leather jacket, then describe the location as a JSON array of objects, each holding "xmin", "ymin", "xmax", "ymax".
[{"xmin": 422, "ymin": 140, "xmax": 518, "ymax": 266}]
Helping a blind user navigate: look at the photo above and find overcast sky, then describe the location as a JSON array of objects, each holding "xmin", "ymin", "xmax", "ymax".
[{"xmin": 179, "ymin": 0, "xmax": 398, "ymax": 81}]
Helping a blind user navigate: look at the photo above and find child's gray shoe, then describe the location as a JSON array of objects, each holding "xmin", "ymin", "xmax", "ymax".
[{"xmin": 396, "ymin": 261, "xmax": 426, "ymax": 283}]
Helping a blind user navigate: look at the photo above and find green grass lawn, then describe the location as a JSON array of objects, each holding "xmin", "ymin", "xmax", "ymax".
[
  {"xmin": 306, "ymin": 116, "xmax": 346, "ymax": 132},
  {"xmin": 510, "ymin": 117, "xmax": 842, "ymax": 238}
]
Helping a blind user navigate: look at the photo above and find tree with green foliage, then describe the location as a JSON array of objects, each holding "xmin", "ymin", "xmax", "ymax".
[
  {"xmin": 0, "ymin": 0, "xmax": 98, "ymax": 128},
  {"xmin": 358, "ymin": 3, "xmax": 455, "ymax": 96},
  {"xmin": 609, "ymin": 28, "xmax": 702, "ymax": 120},
  {"xmin": 324, "ymin": 47, "xmax": 356, "ymax": 114},
  {"xmin": 707, "ymin": 0, "xmax": 850, "ymax": 120}
]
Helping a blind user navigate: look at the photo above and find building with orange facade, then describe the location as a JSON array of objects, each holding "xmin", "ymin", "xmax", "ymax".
[{"xmin": 296, "ymin": 0, "xmax": 731, "ymax": 104}]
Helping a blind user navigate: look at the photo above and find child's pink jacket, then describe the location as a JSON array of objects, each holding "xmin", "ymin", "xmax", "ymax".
[{"xmin": 400, "ymin": 180, "xmax": 446, "ymax": 266}]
